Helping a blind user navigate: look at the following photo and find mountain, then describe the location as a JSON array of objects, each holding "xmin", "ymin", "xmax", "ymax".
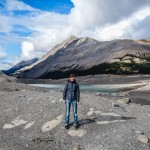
[
  {"xmin": 0, "ymin": 70, "xmax": 5, "ymax": 76},
  {"xmin": 14, "ymin": 36, "xmax": 150, "ymax": 79},
  {"xmin": 3, "ymin": 58, "xmax": 39, "ymax": 75}
]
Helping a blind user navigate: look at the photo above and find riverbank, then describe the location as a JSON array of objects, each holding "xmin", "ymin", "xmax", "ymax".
[
  {"xmin": 0, "ymin": 74, "xmax": 150, "ymax": 150},
  {"xmin": 18, "ymin": 74, "xmax": 150, "ymax": 84}
]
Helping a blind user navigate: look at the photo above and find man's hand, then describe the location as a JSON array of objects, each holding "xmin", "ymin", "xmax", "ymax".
[{"xmin": 77, "ymin": 102, "xmax": 80, "ymax": 107}]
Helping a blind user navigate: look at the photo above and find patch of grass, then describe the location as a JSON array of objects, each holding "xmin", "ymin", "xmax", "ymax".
[{"xmin": 39, "ymin": 62, "xmax": 150, "ymax": 79}]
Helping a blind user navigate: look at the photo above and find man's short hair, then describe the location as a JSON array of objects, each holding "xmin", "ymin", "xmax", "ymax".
[{"xmin": 70, "ymin": 74, "xmax": 75, "ymax": 78}]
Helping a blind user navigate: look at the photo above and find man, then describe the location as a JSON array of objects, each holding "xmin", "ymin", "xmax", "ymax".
[{"xmin": 63, "ymin": 74, "xmax": 80, "ymax": 129}]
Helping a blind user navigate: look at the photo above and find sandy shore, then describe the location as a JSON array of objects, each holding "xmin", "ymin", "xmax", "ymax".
[{"xmin": 0, "ymin": 73, "xmax": 150, "ymax": 150}]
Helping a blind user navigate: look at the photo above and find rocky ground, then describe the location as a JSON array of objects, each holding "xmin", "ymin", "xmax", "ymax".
[{"xmin": 0, "ymin": 73, "xmax": 150, "ymax": 150}]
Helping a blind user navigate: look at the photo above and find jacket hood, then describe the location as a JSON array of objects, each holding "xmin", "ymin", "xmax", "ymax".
[{"xmin": 68, "ymin": 79, "xmax": 76, "ymax": 83}]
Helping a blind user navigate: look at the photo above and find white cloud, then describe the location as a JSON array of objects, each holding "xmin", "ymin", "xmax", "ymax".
[
  {"xmin": 94, "ymin": 7, "xmax": 150, "ymax": 40},
  {"xmin": 0, "ymin": 15, "xmax": 12, "ymax": 33},
  {"xmin": 0, "ymin": 46, "xmax": 7, "ymax": 59},
  {"xmin": 21, "ymin": 41, "xmax": 35, "ymax": 60},
  {"xmin": 69, "ymin": 0, "xmax": 150, "ymax": 30},
  {"xmin": 1, "ymin": 0, "xmax": 150, "ymax": 69},
  {"xmin": 0, "ymin": 62, "xmax": 12, "ymax": 70},
  {"xmin": 5, "ymin": 0, "xmax": 38, "ymax": 11}
]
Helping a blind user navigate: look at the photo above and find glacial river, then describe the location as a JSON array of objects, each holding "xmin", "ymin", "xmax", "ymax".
[{"xmin": 29, "ymin": 84, "xmax": 125, "ymax": 93}]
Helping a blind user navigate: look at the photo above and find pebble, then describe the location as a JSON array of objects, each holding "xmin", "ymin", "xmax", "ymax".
[
  {"xmin": 115, "ymin": 98, "xmax": 131, "ymax": 104},
  {"xmin": 132, "ymin": 130, "xmax": 144, "ymax": 135},
  {"xmin": 96, "ymin": 92, "xmax": 102, "ymax": 96},
  {"xmin": 73, "ymin": 145, "xmax": 81, "ymax": 150},
  {"xmin": 59, "ymin": 98, "xmax": 63, "ymax": 102},
  {"xmin": 18, "ymin": 95, "xmax": 25, "ymax": 98},
  {"xmin": 137, "ymin": 135, "xmax": 149, "ymax": 144},
  {"xmin": 87, "ymin": 110, "xmax": 94, "ymax": 116},
  {"xmin": 112, "ymin": 103, "xmax": 120, "ymax": 107},
  {"xmin": 145, "ymin": 114, "xmax": 150, "ymax": 117},
  {"xmin": 89, "ymin": 108, "xmax": 94, "ymax": 111},
  {"xmin": 68, "ymin": 129, "xmax": 86, "ymax": 137}
]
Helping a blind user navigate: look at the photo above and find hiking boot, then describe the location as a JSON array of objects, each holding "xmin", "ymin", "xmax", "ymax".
[
  {"xmin": 74, "ymin": 124, "xmax": 79, "ymax": 129},
  {"xmin": 65, "ymin": 124, "xmax": 69, "ymax": 129}
]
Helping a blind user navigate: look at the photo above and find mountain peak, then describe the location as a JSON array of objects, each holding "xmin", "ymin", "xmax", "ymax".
[
  {"xmin": 60, "ymin": 35, "xmax": 78, "ymax": 49},
  {"xmin": 63, "ymin": 35, "xmax": 78, "ymax": 44},
  {"xmin": 76, "ymin": 36, "xmax": 97, "ymax": 45},
  {"xmin": 66, "ymin": 35, "xmax": 78, "ymax": 41},
  {"xmin": 15, "ymin": 35, "xmax": 78, "ymax": 72}
]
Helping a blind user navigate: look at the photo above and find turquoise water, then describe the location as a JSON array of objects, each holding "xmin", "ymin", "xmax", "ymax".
[{"xmin": 29, "ymin": 84, "xmax": 121, "ymax": 93}]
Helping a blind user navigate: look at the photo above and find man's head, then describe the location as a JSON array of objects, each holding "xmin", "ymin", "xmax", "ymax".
[{"xmin": 69, "ymin": 74, "xmax": 75, "ymax": 81}]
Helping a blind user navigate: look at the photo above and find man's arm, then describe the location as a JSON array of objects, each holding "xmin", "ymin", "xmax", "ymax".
[
  {"xmin": 63, "ymin": 84, "xmax": 68, "ymax": 101},
  {"xmin": 76, "ymin": 84, "xmax": 80, "ymax": 102}
]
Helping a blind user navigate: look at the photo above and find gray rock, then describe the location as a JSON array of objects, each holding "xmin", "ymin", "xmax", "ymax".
[
  {"xmin": 73, "ymin": 145, "xmax": 81, "ymax": 150},
  {"xmin": 96, "ymin": 92, "xmax": 102, "ymax": 96},
  {"xmin": 18, "ymin": 95, "xmax": 26, "ymax": 98},
  {"xmin": 137, "ymin": 135, "xmax": 149, "ymax": 144},
  {"xmin": 68, "ymin": 129, "xmax": 87, "ymax": 137},
  {"xmin": 115, "ymin": 98, "xmax": 131, "ymax": 104},
  {"xmin": 59, "ymin": 98, "xmax": 63, "ymax": 102},
  {"xmin": 135, "ymin": 131, "xmax": 144, "ymax": 135},
  {"xmin": 113, "ymin": 104, "xmax": 120, "ymax": 107},
  {"xmin": 131, "ymin": 130, "xmax": 144, "ymax": 135}
]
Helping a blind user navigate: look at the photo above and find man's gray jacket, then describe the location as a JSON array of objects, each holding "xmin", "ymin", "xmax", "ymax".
[{"xmin": 63, "ymin": 80, "xmax": 80, "ymax": 102}]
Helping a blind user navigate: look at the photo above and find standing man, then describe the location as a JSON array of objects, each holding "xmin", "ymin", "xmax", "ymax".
[{"xmin": 63, "ymin": 74, "xmax": 80, "ymax": 129}]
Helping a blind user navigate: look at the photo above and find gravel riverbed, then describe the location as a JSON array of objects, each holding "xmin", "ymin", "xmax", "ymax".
[{"xmin": 0, "ymin": 74, "xmax": 150, "ymax": 150}]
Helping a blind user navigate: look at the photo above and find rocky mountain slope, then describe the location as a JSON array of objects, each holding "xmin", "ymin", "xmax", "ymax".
[
  {"xmin": 2, "ymin": 58, "xmax": 39, "ymax": 75},
  {"xmin": 14, "ymin": 36, "xmax": 150, "ymax": 79}
]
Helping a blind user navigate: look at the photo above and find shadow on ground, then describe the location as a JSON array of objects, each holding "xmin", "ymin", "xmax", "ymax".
[
  {"xmin": 69, "ymin": 116, "xmax": 136, "ymax": 128},
  {"xmin": 130, "ymin": 98, "xmax": 150, "ymax": 105}
]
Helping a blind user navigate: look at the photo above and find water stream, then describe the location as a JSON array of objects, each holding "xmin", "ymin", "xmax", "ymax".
[{"xmin": 29, "ymin": 84, "xmax": 121, "ymax": 93}]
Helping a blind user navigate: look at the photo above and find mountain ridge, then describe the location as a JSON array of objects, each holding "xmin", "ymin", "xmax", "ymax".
[
  {"xmin": 2, "ymin": 58, "xmax": 39, "ymax": 75},
  {"xmin": 14, "ymin": 36, "xmax": 150, "ymax": 79}
]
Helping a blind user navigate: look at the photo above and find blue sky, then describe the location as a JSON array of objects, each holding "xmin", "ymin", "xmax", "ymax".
[
  {"xmin": 0, "ymin": 0, "xmax": 73, "ymax": 54},
  {"xmin": 0, "ymin": 0, "xmax": 74, "ymax": 69},
  {"xmin": 0, "ymin": 0, "xmax": 150, "ymax": 70},
  {"xmin": 21, "ymin": 0, "xmax": 74, "ymax": 14}
]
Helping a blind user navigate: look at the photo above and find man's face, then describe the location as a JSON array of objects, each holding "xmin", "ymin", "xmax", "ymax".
[{"xmin": 70, "ymin": 77, "xmax": 75, "ymax": 81}]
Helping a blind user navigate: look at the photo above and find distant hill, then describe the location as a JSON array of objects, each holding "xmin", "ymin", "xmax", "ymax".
[
  {"xmin": 14, "ymin": 36, "xmax": 150, "ymax": 79},
  {"xmin": 0, "ymin": 70, "xmax": 5, "ymax": 75},
  {"xmin": 2, "ymin": 58, "xmax": 39, "ymax": 75}
]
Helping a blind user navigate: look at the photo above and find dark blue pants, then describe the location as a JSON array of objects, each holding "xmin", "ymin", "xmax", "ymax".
[{"xmin": 65, "ymin": 99, "xmax": 78, "ymax": 125}]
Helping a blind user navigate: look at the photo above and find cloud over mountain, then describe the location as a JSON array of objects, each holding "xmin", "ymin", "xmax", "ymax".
[{"xmin": 0, "ymin": 0, "xmax": 150, "ymax": 70}]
